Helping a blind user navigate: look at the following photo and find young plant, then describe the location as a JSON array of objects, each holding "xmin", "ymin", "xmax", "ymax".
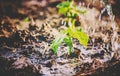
[{"xmin": 51, "ymin": 0, "xmax": 89, "ymax": 54}]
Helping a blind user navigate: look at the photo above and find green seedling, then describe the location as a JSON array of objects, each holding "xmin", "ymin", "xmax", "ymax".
[
  {"xmin": 24, "ymin": 17, "xmax": 29, "ymax": 22},
  {"xmin": 51, "ymin": 0, "xmax": 89, "ymax": 54}
]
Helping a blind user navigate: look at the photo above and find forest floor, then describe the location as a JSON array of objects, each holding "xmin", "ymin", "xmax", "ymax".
[{"xmin": 0, "ymin": 0, "xmax": 120, "ymax": 76}]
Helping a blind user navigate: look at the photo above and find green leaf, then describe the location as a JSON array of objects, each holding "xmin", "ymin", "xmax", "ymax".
[
  {"xmin": 51, "ymin": 34, "xmax": 66, "ymax": 54},
  {"xmin": 58, "ymin": 7, "xmax": 69, "ymax": 14},
  {"xmin": 78, "ymin": 28, "xmax": 82, "ymax": 32},
  {"xmin": 76, "ymin": 31, "xmax": 89, "ymax": 47},
  {"xmin": 67, "ymin": 27, "xmax": 89, "ymax": 47},
  {"xmin": 24, "ymin": 17, "xmax": 29, "ymax": 22},
  {"xmin": 56, "ymin": 1, "xmax": 70, "ymax": 14},
  {"xmin": 57, "ymin": 1, "xmax": 70, "ymax": 8},
  {"xmin": 64, "ymin": 36, "xmax": 73, "ymax": 54}
]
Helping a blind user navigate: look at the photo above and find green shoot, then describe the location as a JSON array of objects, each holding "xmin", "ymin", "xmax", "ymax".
[
  {"xmin": 24, "ymin": 17, "xmax": 29, "ymax": 22},
  {"xmin": 51, "ymin": 34, "xmax": 66, "ymax": 54},
  {"xmin": 51, "ymin": 0, "xmax": 89, "ymax": 54},
  {"xmin": 64, "ymin": 36, "xmax": 73, "ymax": 54}
]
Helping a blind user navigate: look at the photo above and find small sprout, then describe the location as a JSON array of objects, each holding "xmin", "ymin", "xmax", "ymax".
[
  {"xmin": 51, "ymin": 34, "xmax": 66, "ymax": 54},
  {"xmin": 51, "ymin": 0, "xmax": 89, "ymax": 55},
  {"xmin": 24, "ymin": 17, "xmax": 29, "ymax": 22}
]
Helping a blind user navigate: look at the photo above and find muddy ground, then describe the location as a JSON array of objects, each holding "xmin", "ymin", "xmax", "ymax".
[{"xmin": 0, "ymin": 0, "xmax": 120, "ymax": 76}]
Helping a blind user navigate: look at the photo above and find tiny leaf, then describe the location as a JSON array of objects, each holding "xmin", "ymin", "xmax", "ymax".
[
  {"xmin": 67, "ymin": 27, "xmax": 89, "ymax": 47},
  {"xmin": 64, "ymin": 36, "xmax": 73, "ymax": 54},
  {"xmin": 51, "ymin": 34, "xmax": 66, "ymax": 54},
  {"xmin": 56, "ymin": 1, "xmax": 70, "ymax": 14},
  {"xmin": 24, "ymin": 17, "xmax": 29, "ymax": 22},
  {"xmin": 57, "ymin": 1, "xmax": 70, "ymax": 8}
]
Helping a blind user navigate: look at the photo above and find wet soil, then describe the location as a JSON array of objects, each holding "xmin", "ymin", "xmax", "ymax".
[{"xmin": 0, "ymin": 0, "xmax": 120, "ymax": 76}]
